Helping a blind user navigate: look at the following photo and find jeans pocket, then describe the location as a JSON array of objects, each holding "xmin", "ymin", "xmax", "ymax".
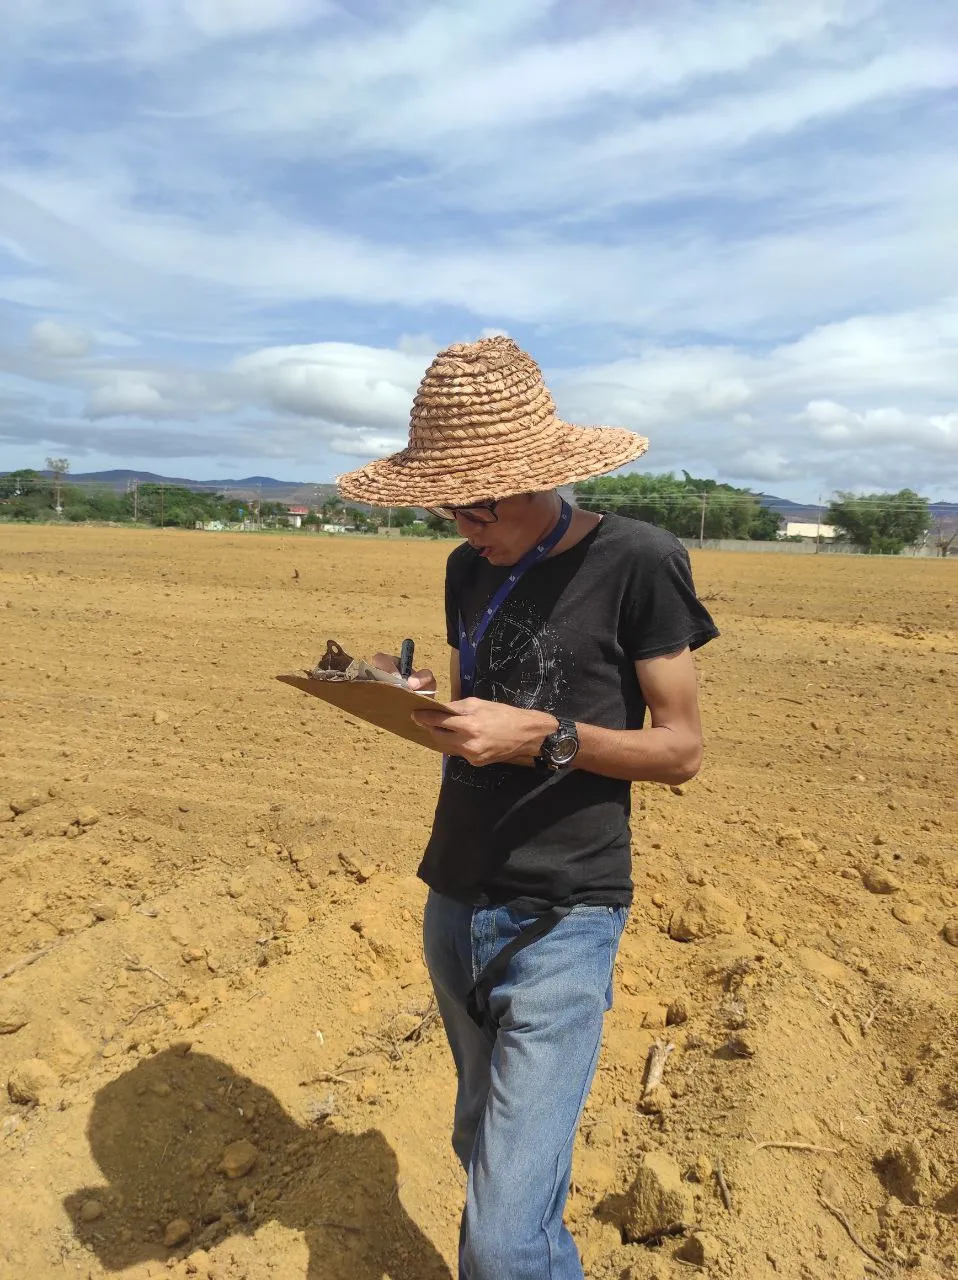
[{"xmin": 606, "ymin": 906, "xmax": 628, "ymax": 1009}]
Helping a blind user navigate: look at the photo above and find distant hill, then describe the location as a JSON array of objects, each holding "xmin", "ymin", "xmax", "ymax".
[{"xmin": 25, "ymin": 470, "xmax": 341, "ymax": 503}]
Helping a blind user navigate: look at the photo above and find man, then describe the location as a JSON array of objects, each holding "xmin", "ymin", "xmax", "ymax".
[{"xmin": 338, "ymin": 336, "xmax": 718, "ymax": 1279}]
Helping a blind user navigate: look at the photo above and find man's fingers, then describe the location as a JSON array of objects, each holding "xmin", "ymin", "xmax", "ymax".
[
  {"xmin": 370, "ymin": 652, "xmax": 400, "ymax": 673},
  {"xmin": 411, "ymin": 709, "xmax": 465, "ymax": 732},
  {"xmin": 407, "ymin": 668, "xmax": 437, "ymax": 692}
]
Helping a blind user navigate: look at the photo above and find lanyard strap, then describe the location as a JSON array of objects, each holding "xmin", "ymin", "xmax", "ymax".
[
  {"xmin": 458, "ymin": 499, "xmax": 572, "ymax": 695},
  {"xmin": 466, "ymin": 905, "xmax": 571, "ymax": 1029}
]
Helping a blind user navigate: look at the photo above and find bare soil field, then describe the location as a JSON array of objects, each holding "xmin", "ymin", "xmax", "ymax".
[{"xmin": 1, "ymin": 524, "xmax": 955, "ymax": 1280}]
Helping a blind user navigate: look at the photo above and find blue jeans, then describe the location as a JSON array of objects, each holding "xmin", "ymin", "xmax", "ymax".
[{"xmin": 423, "ymin": 889, "xmax": 627, "ymax": 1280}]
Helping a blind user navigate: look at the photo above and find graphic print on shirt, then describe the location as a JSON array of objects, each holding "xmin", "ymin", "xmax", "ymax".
[{"xmin": 448, "ymin": 595, "xmax": 574, "ymax": 790}]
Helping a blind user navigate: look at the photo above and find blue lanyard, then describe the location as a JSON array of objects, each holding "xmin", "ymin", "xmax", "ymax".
[{"xmin": 457, "ymin": 499, "xmax": 573, "ymax": 695}]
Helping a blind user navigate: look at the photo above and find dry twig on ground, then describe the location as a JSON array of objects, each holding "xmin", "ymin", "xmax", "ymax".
[
  {"xmin": 860, "ymin": 995, "xmax": 886, "ymax": 1036},
  {"xmin": 123, "ymin": 953, "xmax": 173, "ymax": 986},
  {"xmin": 297, "ymin": 1067, "xmax": 364, "ymax": 1087},
  {"xmin": 714, "ymin": 1155, "xmax": 733, "ymax": 1211},
  {"xmin": 124, "ymin": 1001, "xmax": 165, "ymax": 1025},
  {"xmin": 754, "ymin": 1141, "xmax": 841, "ymax": 1155},
  {"xmin": 1, "ymin": 940, "xmax": 64, "ymax": 981},
  {"xmin": 819, "ymin": 1195, "xmax": 890, "ymax": 1274},
  {"xmin": 641, "ymin": 1038, "xmax": 675, "ymax": 1096}
]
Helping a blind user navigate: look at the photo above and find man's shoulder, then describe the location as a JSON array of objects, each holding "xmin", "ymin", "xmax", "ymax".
[{"xmin": 598, "ymin": 514, "xmax": 686, "ymax": 566}]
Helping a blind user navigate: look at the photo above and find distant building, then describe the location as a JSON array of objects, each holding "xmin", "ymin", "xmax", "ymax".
[
  {"xmin": 785, "ymin": 521, "xmax": 837, "ymax": 541},
  {"xmin": 321, "ymin": 523, "xmax": 348, "ymax": 534},
  {"xmin": 286, "ymin": 505, "xmax": 310, "ymax": 529}
]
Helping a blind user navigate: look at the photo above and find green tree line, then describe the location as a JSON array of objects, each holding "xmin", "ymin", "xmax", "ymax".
[
  {"xmin": 3, "ymin": 465, "xmax": 938, "ymax": 553},
  {"xmin": 824, "ymin": 490, "xmax": 932, "ymax": 555},
  {"xmin": 574, "ymin": 472, "xmax": 783, "ymax": 540},
  {"xmin": 0, "ymin": 471, "xmax": 248, "ymax": 526},
  {"xmin": 574, "ymin": 473, "xmax": 936, "ymax": 554},
  {"xmin": 0, "ymin": 469, "xmax": 411, "ymax": 533}
]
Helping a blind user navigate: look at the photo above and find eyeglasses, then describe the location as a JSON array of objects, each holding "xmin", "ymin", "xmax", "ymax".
[{"xmin": 426, "ymin": 501, "xmax": 500, "ymax": 525}]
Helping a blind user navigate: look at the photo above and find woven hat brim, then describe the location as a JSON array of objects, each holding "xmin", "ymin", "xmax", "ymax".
[{"xmin": 336, "ymin": 422, "xmax": 649, "ymax": 508}]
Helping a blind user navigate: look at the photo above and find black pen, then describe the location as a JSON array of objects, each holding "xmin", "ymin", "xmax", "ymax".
[{"xmin": 399, "ymin": 638, "xmax": 415, "ymax": 681}]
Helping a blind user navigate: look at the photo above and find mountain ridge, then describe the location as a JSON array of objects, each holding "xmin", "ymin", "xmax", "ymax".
[{"xmin": 3, "ymin": 468, "xmax": 956, "ymax": 520}]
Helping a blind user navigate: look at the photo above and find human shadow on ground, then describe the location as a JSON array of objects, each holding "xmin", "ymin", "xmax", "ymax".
[{"xmin": 64, "ymin": 1047, "xmax": 452, "ymax": 1280}]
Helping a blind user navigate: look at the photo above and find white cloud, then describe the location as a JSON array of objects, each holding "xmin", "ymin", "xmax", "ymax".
[
  {"xmin": 0, "ymin": 1, "xmax": 956, "ymax": 498},
  {"xmin": 1, "ymin": 0, "xmax": 329, "ymax": 64},
  {"xmin": 797, "ymin": 399, "xmax": 957, "ymax": 451},
  {"xmin": 86, "ymin": 378, "xmax": 178, "ymax": 419},
  {"xmin": 176, "ymin": 0, "xmax": 322, "ymax": 40},
  {"xmin": 30, "ymin": 319, "xmax": 92, "ymax": 358},
  {"xmin": 233, "ymin": 342, "xmax": 428, "ymax": 429}
]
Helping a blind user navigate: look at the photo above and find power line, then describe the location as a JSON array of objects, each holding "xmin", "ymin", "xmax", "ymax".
[{"xmin": 574, "ymin": 492, "xmax": 946, "ymax": 511}]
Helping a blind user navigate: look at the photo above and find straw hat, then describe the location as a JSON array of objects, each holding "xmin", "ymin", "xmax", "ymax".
[{"xmin": 335, "ymin": 336, "xmax": 649, "ymax": 507}]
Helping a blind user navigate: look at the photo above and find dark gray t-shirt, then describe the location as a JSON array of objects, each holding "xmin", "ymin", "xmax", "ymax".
[{"xmin": 418, "ymin": 515, "xmax": 719, "ymax": 911}]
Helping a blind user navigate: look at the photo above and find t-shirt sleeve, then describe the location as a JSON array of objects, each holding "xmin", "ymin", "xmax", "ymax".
[{"xmin": 623, "ymin": 547, "xmax": 720, "ymax": 661}]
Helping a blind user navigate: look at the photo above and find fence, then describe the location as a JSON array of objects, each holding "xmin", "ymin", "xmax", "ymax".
[{"xmin": 680, "ymin": 538, "xmax": 943, "ymax": 557}]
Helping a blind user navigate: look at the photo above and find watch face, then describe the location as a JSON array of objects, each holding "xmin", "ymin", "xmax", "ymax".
[{"xmin": 550, "ymin": 734, "xmax": 579, "ymax": 765}]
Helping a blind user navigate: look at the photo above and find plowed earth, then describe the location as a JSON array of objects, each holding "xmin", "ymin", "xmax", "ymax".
[{"xmin": 1, "ymin": 525, "xmax": 955, "ymax": 1280}]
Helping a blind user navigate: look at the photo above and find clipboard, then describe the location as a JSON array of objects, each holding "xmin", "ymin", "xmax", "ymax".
[{"xmin": 276, "ymin": 673, "xmax": 452, "ymax": 750}]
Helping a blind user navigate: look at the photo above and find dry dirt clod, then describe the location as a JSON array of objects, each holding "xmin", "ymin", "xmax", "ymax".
[
  {"xmin": 283, "ymin": 905, "xmax": 308, "ymax": 933},
  {"xmin": 668, "ymin": 887, "xmax": 746, "ymax": 941},
  {"xmin": 49, "ymin": 1023, "xmax": 94, "ymax": 1077},
  {"xmin": 0, "ymin": 1004, "xmax": 29, "ymax": 1035},
  {"xmin": 639, "ymin": 1084, "xmax": 672, "ymax": 1114},
  {"xmin": 163, "ymin": 1217, "xmax": 192, "ymax": 1248},
  {"xmin": 688, "ymin": 1154, "xmax": 713, "ymax": 1183},
  {"xmin": 79, "ymin": 1199, "xmax": 105, "ymax": 1223},
  {"xmin": 10, "ymin": 792, "xmax": 43, "ymax": 816},
  {"xmin": 941, "ymin": 919, "xmax": 958, "ymax": 946},
  {"xmin": 862, "ymin": 866, "xmax": 901, "ymax": 894},
  {"xmin": 153, "ymin": 709, "xmax": 170, "ymax": 725},
  {"xmin": 338, "ymin": 851, "xmax": 376, "ymax": 882},
  {"xmin": 880, "ymin": 1139, "xmax": 933, "ymax": 1205},
  {"xmin": 676, "ymin": 1231, "xmax": 723, "ymax": 1266},
  {"xmin": 219, "ymin": 1139, "xmax": 258, "ymax": 1179},
  {"xmin": 725, "ymin": 1031, "xmax": 757, "ymax": 1058},
  {"xmin": 185, "ymin": 1248, "xmax": 211, "ymax": 1274},
  {"xmin": 75, "ymin": 805, "xmax": 100, "ymax": 828},
  {"xmin": 665, "ymin": 997, "xmax": 690, "ymax": 1026},
  {"xmin": 621, "ymin": 1151, "xmax": 693, "ymax": 1242},
  {"xmin": 7, "ymin": 1057, "xmax": 59, "ymax": 1105},
  {"xmin": 891, "ymin": 903, "xmax": 924, "ymax": 925}
]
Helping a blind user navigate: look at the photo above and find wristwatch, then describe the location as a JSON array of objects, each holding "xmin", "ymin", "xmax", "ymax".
[{"xmin": 535, "ymin": 717, "xmax": 580, "ymax": 771}]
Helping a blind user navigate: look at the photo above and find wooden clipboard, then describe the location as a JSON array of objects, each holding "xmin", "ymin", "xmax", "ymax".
[{"xmin": 276, "ymin": 673, "xmax": 451, "ymax": 750}]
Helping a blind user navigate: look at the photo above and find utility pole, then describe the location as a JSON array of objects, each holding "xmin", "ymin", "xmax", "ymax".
[
  {"xmin": 159, "ymin": 483, "xmax": 165, "ymax": 529},
  {"xmin": 46, "ymin": 456, "xmax": 69, "ymax": 516},
  {"xmin": 699, "ymin": 492, "xmax": 708, "ymax": 548},
  {"xmin": 815, "ymin": 494, "xmax": 822, "ymax": 554}
]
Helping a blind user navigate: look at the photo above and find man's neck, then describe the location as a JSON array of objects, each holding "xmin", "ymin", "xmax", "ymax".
[{"xmin": 531, "ymin": 492, "xmax": 562, "ymax": 546}]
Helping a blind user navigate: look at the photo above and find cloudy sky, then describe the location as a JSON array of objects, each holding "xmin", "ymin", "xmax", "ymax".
[{"xmin": 1, "ymin": 0, "xmax": 956, "ymax": 501}]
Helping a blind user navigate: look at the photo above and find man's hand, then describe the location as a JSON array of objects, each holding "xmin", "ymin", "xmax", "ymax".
[
  {"xmin": 411, "ymin": 698, "xmax": 556, "ymax": 767},
  {"xmin": 370, "ymin": 652, "xmax": 437, "ymax": 694}
]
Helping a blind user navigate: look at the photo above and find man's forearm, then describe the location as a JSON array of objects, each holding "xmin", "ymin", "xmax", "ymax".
[
  {"xmin": 416, "ymin": 694, "xmax": 703, "ymax": 784},
  {"xmin": 573, "ymin": 721, "xmax": 702, "ymax": 785},
  {"xmin": 508, "ymin": 711, "xmax": 701, "ymax": 785}
]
